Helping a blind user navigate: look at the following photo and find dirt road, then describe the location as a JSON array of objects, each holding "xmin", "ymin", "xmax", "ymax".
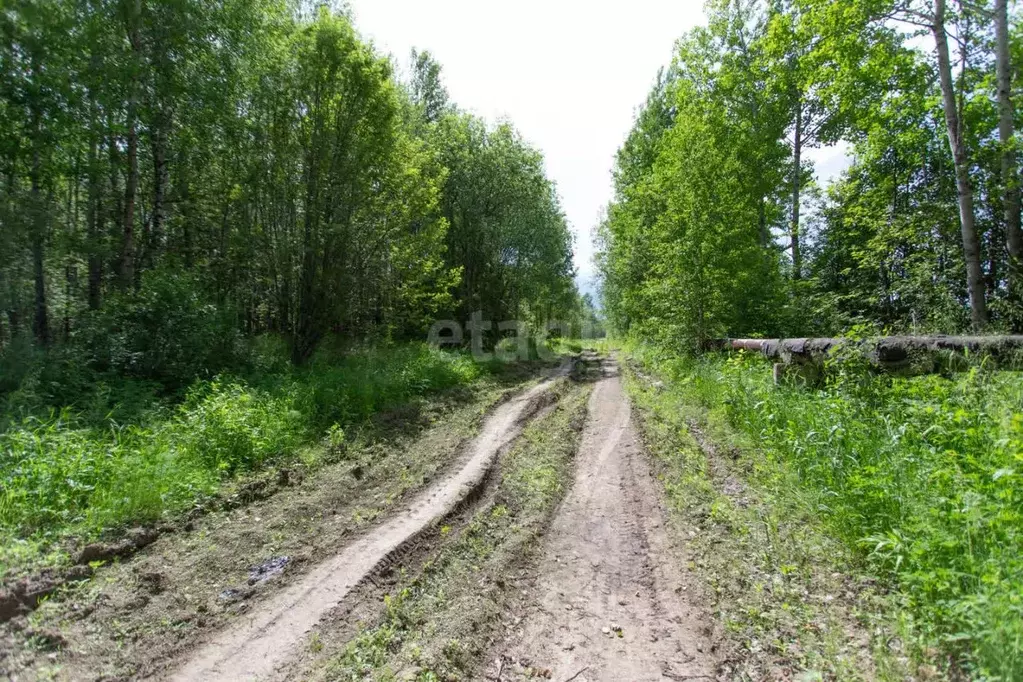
[
  {"xmin": 489, "ymin": 361, "xmax": 718, "ymax": 681},
  {"xmin": 171, "ymin": 359, "xmax": 720, "ymax": 681},
  {"xmin": 2, "ymin": 354, "xmax": 889, "ymax": 680},
  {"xmin": 169, "ymin": 376, "xmax": 560, "ymax": 681}
]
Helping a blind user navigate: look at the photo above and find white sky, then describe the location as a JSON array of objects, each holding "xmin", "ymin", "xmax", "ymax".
[{"xmin": 348, "ymin": 0, "xmax": 852, "ymax": 288}]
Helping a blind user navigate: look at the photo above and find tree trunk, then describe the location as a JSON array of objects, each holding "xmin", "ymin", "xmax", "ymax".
[
  {"xmin": 791, "ymin": 97, "xmax": 803, "ymax": 280},
  {"xmin": 29, "ymin": 66, "xmax": 49, "ymax": 346},
  {"xmin": 31, "ymin": 156, "xmax": 49, "ymax": 346},
  {"xmin": 120, "ymin": 0, "xmax": 142, "ymax": 289},
  {"xmin": 87, "ymin": 106, "xmax": 103, "ymax": 310},
  {"xmin": 121, "ymin": 108, "xmax": 138, "ymax": 288},
  {"xmin": 181, "ymin": 178, "xmax": 194, "ymax": 269},
  {"xmin": 988, "ymin": 222, "xmax": 1001, "ymax": 297},
  {"xmin": 933, "ymin": 0, "xmax": 987, "ymax": 327},
  {"xmin": 758, "ymin": 197, "xmax": 768, "ymax": 248},
  {"xmin": 6, "ymin": 308, "xmax": 19, "ymax": 339},
  {"xmin": 294, "ymin": 215, "xmax": 319, "ymax": 365},
  {"xmin": 107, "ymin": 115, "xmax": 122, "ymax": 255},
  {"xmin": 150, "ymin": 110, "xmax": 169, "ymax": 268},
  {"xmin": 63, "ymin": 261, "xmax": 74, "ymax": 341},
  {"xmin": 0, "ymin": 268, "xmax": 5, "ymax": 347},
  {"xmin": 294, "ymin": 131, "xmax": 322, "ymax": 365},
  {"xmin": 996, "ymin": 0, "xmax": 1022, "ymax": 324},
  {"xmin": 2, "ymin": 171, "xmax": 15, "ymax": 339}
]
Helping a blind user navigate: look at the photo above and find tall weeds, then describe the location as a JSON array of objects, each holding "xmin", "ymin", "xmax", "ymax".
[
  {"xmin": 0, "ymin": 343, "xmax": 484, "ymax": 572},
  {"xmin": 633, "ymin": 344, "xmax": 1023, "ymax": 679}
]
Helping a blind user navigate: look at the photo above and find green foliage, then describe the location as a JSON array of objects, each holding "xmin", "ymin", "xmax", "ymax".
[
  {"xmin": 624, "ymin": 349, "xmax": 908, "ymax": 679},
  {"xmin": 0, "ymin": 0, "xmax": 578, "ymax": 574},
  {"xmin": 78, "ymin": 270, "xmax": 243, "ymax": 386},
  {"xmin": 427, "ymin": 113, "xmax": 577, "ymax": 333},
  {"xmin": 599, "ymin": 0, "xmax": 1023, "ymax": 339},
  {"xmin": 295, "ymin": 344, "xmax": 482, "ymax": 432},
  {"xmin": 638, "ymin": 344, "xmax": 1023, "ymax": 678},
  {"xmin": 0, "ymin": 410, "xmax": 217, "ymax": 536},
  {"xmin": 0, "ymin": 333, "xmax": 40, "ymax": 397},
  {"xmin": 0, "ymin": 0, "xmax": 578, "ymax": 368},
  {"xmin": 179, "ymin": 380, "xmax": 302, "ymax": 475},
  {"xmin": 0, "ymin": 343, "xmax": 485, "ymax": 566},
  {"xmin": 598, "ymin": 62, "xmax": 786, "ymax": 346}
]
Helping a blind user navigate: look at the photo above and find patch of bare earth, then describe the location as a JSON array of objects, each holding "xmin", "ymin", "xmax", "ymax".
[
  {"xmin": 166, "ymin": 375, "xmax": 562, "ymax": 682},
  {"xmin": 488, "ymin": 361, "xmax": 721, "ymax": 682},
  {"xmin": 0, "ymin": 374, "xmax": 551, "ymax": 681}
]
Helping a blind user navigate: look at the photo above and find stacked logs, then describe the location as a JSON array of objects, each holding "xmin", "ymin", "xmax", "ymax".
[{"xmin": 705, "ymin": 336, "xmax": 1023, "ymax": 383}]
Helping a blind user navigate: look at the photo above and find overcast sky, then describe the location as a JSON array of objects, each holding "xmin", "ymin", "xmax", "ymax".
[{"xmin": 348, "ymin": 0, "xmax": 852, "ymax": 287}]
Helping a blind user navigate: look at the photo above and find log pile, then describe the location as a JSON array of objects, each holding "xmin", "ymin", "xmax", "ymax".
[{"xmin": 707, "ymin": 335, "xmax": 1023, "ymax": 383}]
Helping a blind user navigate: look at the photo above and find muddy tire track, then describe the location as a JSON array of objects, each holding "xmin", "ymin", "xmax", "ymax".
[
  {"xmin": 488, "ymin": 362, "xmax": 719, "ymax": 682},
  {"xmin": 166, "ymin": 374, "xmax": 564, "ymax": 681}
]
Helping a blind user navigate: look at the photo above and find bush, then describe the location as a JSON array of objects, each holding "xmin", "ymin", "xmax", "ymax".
[
  {"xmin": 0, "ymin": 333, "xmax": 40, "ymax": 397},
  {"xmin": 0, "ymin": 343, "xmax": 486, "ymax": 570},
  {"xmin": 74, "ymin": 269, "xmax": 243, "ymax": 389},
  {"xmin": 0, "ymin": 270, "xmax": 247, "ymax": 426},
  {"xmin": 179, "ymin": 380, "xmax": 303, "ymax": 475},
  {"xmin": 298, "ymin": 344, "xmax": 482, "ymax": 431}
]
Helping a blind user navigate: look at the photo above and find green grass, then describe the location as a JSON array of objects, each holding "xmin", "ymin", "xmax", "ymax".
[
  {"xmin": 0, "ymin": 343, "xmax": 485, "ymax": 576},
  {"xmin": 625, "ymin": 341, "xmax": 1023, "ymax": 680}
]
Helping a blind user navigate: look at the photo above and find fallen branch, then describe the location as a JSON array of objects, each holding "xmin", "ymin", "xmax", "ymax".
[{"xmin": 563, "ymin": 667, "xmax": 589, "ymax": 682}]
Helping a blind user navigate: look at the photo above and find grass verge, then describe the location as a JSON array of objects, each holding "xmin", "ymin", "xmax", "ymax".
[
  {"xmin": 623, "ymin": 340, "xmax": 1023, "ymax": 680},
  {"xmin": 0, "ymin": 343, "xmax": 491, "ymax": 579},
  {"xmin": 0, "ymin": 371, "xmax": 536, "ymax": 680},
  {"xmin": 621, "ymin": 346, "xmax": 912, "ymax": 681}
]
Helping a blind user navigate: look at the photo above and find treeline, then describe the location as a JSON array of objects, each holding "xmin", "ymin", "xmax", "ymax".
[
  {"xmin": 0, "ymin": 1, "xmax": 578, "ymax": 391},
  {"xmin": 599, "ymin": 0, "xmax": 1023, "ymax": 345}
]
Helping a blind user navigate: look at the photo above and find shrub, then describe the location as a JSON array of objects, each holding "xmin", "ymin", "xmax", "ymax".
[
  {"xmin": 0, "ymin": 333, "xmax": 40, "ymax": 397},
  {"xmin": 298, "ymin": 344, "xmax": 482, "ymax": 430},
  {"xmin": 74, "ymin": 269, "xmax": 243, "ymax": 389},
  {"xmin": 0, "ymin": 343, "xmax": 485, "ymax": 569},
  {"xmin": 179, "ymin": 380, "xmax": 303, "ymax": 475}
]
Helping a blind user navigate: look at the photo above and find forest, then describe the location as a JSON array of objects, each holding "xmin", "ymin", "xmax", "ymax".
[
  {"xmin": 1, "ymin": 0, "xmax": 1022, "ymax": 680},
  {"xmin": 599, "ymin": 0, "xmax": 1023, "ymax": 342},
  {"xmin": 0, "ymin": 0, "xmax": 581, "ymax": 377},
  {"xmin": 0, "ymin": 0, "xmax": 583, "ymax": 589}
]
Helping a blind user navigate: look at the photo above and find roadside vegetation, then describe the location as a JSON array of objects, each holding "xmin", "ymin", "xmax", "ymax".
[
  {"xmin": 0, "ymin": 341, "xmax": 487, "ymax": 578},
  {"xmin": 623, "ymin": 341, "xmax": 1022, "ymax": 680},
  {"xmin": 598, "ymin": 0, "xmax": 1023, "ymax": 342},
  {"xmin": 597, "ymin": 0, "xmax": 1023, "ymax": 677},
  {"xmin": 0, "ymin": 0, "xmax": 592, "ymax": 584},
  {"xmin": 1, "ymin": 365, "xmax": 542, "ymax": 680}
]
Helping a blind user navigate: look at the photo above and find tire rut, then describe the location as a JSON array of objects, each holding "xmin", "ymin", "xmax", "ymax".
[
  {"xmin": 488, "ymin": 361, "xmax": 720, "ymax": 681},
  {"xmin": 165, "ymin": 372, "xmax": 566, "ymax": 682}
]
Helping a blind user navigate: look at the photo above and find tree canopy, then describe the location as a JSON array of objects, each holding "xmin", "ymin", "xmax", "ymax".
[
  {"xmin": 0, "ymin": 1, "xmax": 582, "ymax": 383},
  {"xmin": 598, "ymin": 0, "xmax": 1023, "ymax": 343}
]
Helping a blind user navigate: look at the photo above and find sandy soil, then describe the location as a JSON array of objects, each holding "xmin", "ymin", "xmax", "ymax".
[
  {"xmin": 4, "ymin": 358, "xmax": 733, "ymax": 681},
  {"xmin": 487, "ymin": 361, "xmax": 720, "ymax": 682},
  {"xmin": 165, "ymin": 375, "xmax": 562, "ymax": 682}
]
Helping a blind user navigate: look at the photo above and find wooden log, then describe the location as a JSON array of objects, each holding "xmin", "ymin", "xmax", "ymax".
[{"xmin": 716, "ymin": 335, "xmax": 1023, "ymax": 377}]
